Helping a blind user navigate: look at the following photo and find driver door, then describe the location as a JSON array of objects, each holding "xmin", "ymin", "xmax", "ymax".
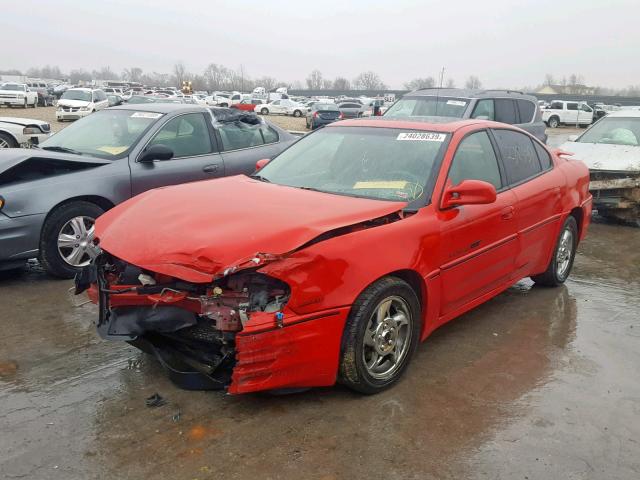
[
  {"xmin": 437, "ymin": 130, "xmax": 518, "ymax": 318},
  {"xmin": 130, "ymin": 112, "xmax": 224, "ymax": 195}
]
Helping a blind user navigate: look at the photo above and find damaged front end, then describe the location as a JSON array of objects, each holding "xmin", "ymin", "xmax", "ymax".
[{"xmin": 79, "ymin": 252, "xmax": 290, "ymax": 390}]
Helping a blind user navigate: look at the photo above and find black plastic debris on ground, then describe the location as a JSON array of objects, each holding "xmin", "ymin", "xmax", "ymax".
[{"xmin": 145, "ymin": 393, "xmax": 167, "ymax": 408}]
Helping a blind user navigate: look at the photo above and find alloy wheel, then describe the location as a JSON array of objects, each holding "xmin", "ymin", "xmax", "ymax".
[
  {"xmin": 556, "ymin": 228, "xmax": 574, "ymax": 279},
  {"xmin": 57, "ymin": 216, "xmax": 98, "ymax": 267},
  {"xmin": 362, "ymin": 296, "xmax": 413, "ymax": 380}
]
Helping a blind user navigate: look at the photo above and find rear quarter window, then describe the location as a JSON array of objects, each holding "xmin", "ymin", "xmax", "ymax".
[
  {"xmin": 533, "ymin": 141, "xmax": 553, "ymax": 169},
  {"xmin": 516, "ymin": 100, "xmax": 536, "ymax": 123}
]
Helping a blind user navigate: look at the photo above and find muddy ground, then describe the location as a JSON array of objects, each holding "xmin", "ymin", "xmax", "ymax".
[{"xmin": 0, "ymin": 129, "xmax": 638, "ymax": 480}]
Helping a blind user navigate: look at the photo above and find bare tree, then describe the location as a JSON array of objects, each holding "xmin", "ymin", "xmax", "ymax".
[
  {"xmin": 332, "ymin": 77, "xmax": 350, "ymax": 90},
  {"xmin": 464, "ymin": 75, "xmax": 482, "ymax": 89},
  {"xmin": 92, "ymin": 66, "xmax": 118, "ymax": 80},
  {"xmin": 255, "ymin": 76, "xmax": 278, "ymax": 91},
  {"xmin": 544, "ymin": 73, "xmax": 555, "ymax": 86},
  {"xmin": 568, "ymin": 73, "xmax": 584, "ymax": 86},
  {"xmin": 122, "ymin": 67, "xmax": 143, "ymax": 83},
  {"xmin": 353, "ymin": 71, "xmax": 386, "ymax": 90},
  {"xmin": 204, "ymin": 64, "xmax": 230, "ymax": 91},
  {"xmin": 322, "ymin": 78, "xmax": 333, "ymax": 90},
  {"xmin": 306, "ymin": 70, "xmax": 324, "ymax": 90},
  {"xmin": 173, "ymin": 62, "xmax": 186, "ymax": 86},
  {"xmin": 404, "ymin": 77, "xmax": 435, "ymax": 90},
  {"xmin": 69, "ymin": 69, "xmax": 92, "ymax": 85},
  {"xmin": 445, "ymin": 78, "xmax": 456, "ymax": 88}
]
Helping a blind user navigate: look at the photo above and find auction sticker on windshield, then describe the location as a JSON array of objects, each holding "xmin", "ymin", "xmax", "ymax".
[
  {"xmin": 130, "ymin": 112, "xmax": 163, "ymax": 119},
  {"xmin": 396, "ymin": 132, "xmax": 446, "ymax": 141}
]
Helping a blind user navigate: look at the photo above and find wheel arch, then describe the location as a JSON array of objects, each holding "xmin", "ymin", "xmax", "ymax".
[
  {"xmin": 0, "ymin": 128, "xmax": 19, "ymax": 145},
  {"xmin": 41, "ymin": 195, "xmax": 115, "ymax": 237},
  {"xmin": 569, "ymin": 206, "xmax": 584, "ymax": 239}
]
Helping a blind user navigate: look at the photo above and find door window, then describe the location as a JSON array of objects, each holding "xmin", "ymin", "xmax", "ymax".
[
  {"xmin": 493, "ymin": 129, "xmax": 542, "ymax": 184},
  {"xmin": 549, "ymin": 101, "xmax": 563, "ymax": 110},
  {"xmin": 494, "ymin": 99, "xmax": 517, "ymax": 124},
  {"xmin": 580, "ymin": 104, "xmax": 593, "ymax": 112},
  {"xmin": 566, "ymin": 103, "xmax": 578, "ymax": 111},
  {"xmin": 448, "ymin": 131, "xmax": 502, "ymax": 189},
  {"xmin": 148, "ymin": 113, "xmax": 213, "ymax": 158},
  {"xmin": 471, "ymin": 99, "xmax": 495, "ymax": 120}
]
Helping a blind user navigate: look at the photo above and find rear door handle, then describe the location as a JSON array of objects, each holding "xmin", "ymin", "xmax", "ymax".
[
  {"xmin": 501, "ymin": 206, "xmax": 514, "ymax": 220},
  {"xmin": 202, "ymin": 164, "xmax": 219, "ymax": 174}
]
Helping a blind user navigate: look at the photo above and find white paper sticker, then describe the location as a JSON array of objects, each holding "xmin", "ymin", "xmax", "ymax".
[
  {"xmin": 446, "ymin": 100, "xmax": 467, "ymax": 107},
  {"xmin": 396, "ymin": 132, "xmax": 446, "ymax": 142},
  {"xmin": 130, "ymin": 112, "xmax": 162, "ymax": 119}
]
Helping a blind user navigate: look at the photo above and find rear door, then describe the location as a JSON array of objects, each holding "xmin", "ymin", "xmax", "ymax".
[
  {"xmin": 438, "ymin": 129, "xmax": 518, "ymax": 317},
  {"xmin": 130, "ymin": 112, "xmax": 224, "ymax": 195},
  {"xmin": 564, "ymin": 102, "xmax": 579, "ymax": 125},
  {"xmin": 491, "ymin": 129, "xmax": 563, "ymax": 278}
]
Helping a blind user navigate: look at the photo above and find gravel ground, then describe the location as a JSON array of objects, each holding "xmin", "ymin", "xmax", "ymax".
[{"xmin": 0, "ymin": 105, "xmax": 308, "ymax": 134}]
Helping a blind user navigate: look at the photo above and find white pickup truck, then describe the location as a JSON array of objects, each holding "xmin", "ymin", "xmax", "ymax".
[
  {"xmin": 542, "ymin": 100, "xmax": 594, "ymax": 128},
  {"xmin": 0, "ymin": 83, "xmax": 38, "ymax": 108}
]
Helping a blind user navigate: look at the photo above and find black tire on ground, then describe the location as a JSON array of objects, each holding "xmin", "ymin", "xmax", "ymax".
[
  {"xmin": 32, "ymin": 97, "xmax": 37, "ymax": 108},
  {"xmin": 39, "ymin": 201, "xmax": 105, "ymax": 279},
  {"xmin": 0, "ymin": 132, "xmax": 18, "ymax": 148},
  {"xmin": 547, "ymin": 116, "xmax": 560, "ymax": 128},
  {"xmin": 261, "ymin": 108, "xmax": 269, "ymax": 115},
  {"xmin": 338, "ymin": 276, "xmax": 421, "ymax": 394},
  {"xmin": 293, "ymin": 110, "xmax": 302, "ymax": 117},
  {"xmin": 531, "ymin": 216, "xmax": 578, "ymax": 287},
  {"xmin": 23, "ymin": 99, "xmax": 28, "ymax": 109}
]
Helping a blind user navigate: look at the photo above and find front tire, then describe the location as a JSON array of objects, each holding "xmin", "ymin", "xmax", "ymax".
[
  {"xmin": 339, "ymin": 276, "xmax": 421, "ymax": 394},
  {"xmin": 39, "ymin": 201, "xmax": 104, "ymax": 278},
  {"xmin": 260, "ymin": 108, "xmax": 269, "ymax": 115},
  {"xmin": 0, "ymin": 132, "xmax": 18, "ymax": 148},
  {"xmin": 293, "ymin": 109, "xmax": 302, "ymax": 117},
  {"xmin": 531, "ymin": 216, "xmax": 578, "ymax": 287}
]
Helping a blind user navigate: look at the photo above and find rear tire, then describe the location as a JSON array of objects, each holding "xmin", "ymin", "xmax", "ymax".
[
  {"xmin": 32, "ymin": 97, "xmax": 38, "ymax": 108},
  {"xmin": 293, "ymin": 109, "xmax": 302, "ymax": 117},
  {"xmin": 339, "ymin": 276, "xmax": 421, "ymax": 394},
  {"xmin": 531, "ymin": 216, "xmax": 578, "ymax": 287},
  {"xmin": 39, "ymin": 201, "xmax": 105, "ymax": 279},
  {"xmin": 547, "ymin": 116, "xmax": 560, "ymax": 128},
  {"xmin": 261, "ymin": 108, "xmax": 269, "ymax": 115}
]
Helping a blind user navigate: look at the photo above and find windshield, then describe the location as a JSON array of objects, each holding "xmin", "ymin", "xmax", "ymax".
[
  {"xmin": 578, "ymin": 117, "xmax": 640, "ymax": 146},
  {"xmin": 385, "ymin": 96, "xmax": 469, "ymax": 118},
  {"xmin": 1, "ymin": 84, "xmax": 25, "ymax": 91},
  {"xmin": 61, "ymin": 90, "xmax": 92, "ymax": 102},
  {"xmin": 40, "ymin": 110, "xmax": 162, "ymax": 159},
  {"xmin": 258, "ymin": 127, "xmax": 449, "ymax": 205}
]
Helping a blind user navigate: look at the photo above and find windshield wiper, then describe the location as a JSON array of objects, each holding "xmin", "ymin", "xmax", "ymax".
[
  {"xmin": 41, "ymin": 146, "xmax": 83, "ymax": 155},
  {"xmin": 250, "ymin": 174, "xmax": 271, "ymax": 183}
]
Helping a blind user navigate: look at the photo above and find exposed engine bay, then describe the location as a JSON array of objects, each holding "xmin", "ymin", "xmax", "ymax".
[{"xmin": 78, "ymin": 252, "xmax": 290, "ymax": 389}]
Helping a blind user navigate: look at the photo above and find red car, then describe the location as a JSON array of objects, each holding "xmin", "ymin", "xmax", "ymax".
[
  {"xmin": 231, "ymin": 99, "xmax": 264, "ymax": 111},
  {"xmin": 80, "ymin": 119, "xmax": 592, "ymax": 395}
]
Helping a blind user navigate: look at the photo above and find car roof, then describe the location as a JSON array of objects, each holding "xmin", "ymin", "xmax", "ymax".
[
  {"xmin": 406, "ymin": 88, "xmax": 537, "ymax": 102},
  {"xmin": 328, "ymin": 118, "xmax": 504, "ymax": 132},
  {"xmin": 67, "ymin": 87, "xmax": 94, "ymax": 92},
  {"xmin": 108, "ymin": 103, "xmax": 207, "ymax": 114},
  {"xmin": 601, "ymin": 110, "xmax": 640, "ymax": 118}
]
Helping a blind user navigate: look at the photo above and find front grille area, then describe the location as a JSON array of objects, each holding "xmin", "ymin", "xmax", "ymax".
[{"xmin": 61, "ymin": 106, "xmax": 81, "ymax": 112}]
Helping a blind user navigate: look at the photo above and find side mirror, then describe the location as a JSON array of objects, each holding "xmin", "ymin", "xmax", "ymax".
[
  {"xmin": 255, "ymin": 158, "xmax": 270, "ymax": 171},
  {"xmin": 441, "ymin": 179, "xmax": 497, "ymax": 209},
  {"xmin": 139, "ymin": 144, "xmax": 174, "ymax": 163}
]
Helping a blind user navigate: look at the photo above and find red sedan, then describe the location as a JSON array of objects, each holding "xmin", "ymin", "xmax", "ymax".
[
  {"xmin": 231, "ymin": 99, "xmax": 264, "ymax": 111},
  {"xmin": 81, "ymin": 119, "xmax": 592, "ymax": 394}
]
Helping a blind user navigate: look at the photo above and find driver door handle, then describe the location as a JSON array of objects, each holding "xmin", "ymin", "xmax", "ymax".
[{"xmin": 202, "ymin": 164, "xmax": 219, "ymax": 174}]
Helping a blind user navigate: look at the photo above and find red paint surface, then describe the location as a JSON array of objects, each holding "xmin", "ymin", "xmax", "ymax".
[{"xmin": 95, "ymin": 120, "xmax": 592, "ymax": 393}]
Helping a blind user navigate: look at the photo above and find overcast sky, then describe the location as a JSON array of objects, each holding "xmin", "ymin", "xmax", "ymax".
[{"xmin": 2, "ymin": 0, "xmax": 639, "ymax": 89}]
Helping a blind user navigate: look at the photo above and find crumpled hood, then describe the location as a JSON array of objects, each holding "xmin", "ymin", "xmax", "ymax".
[
  {"xmin": 0, "ymin": 116, "xmax": 48, "ymax": 127},
  {"xmin": 559, "ymin": 141, "xmax": 640, "ymax": 172},
  {"xmin": 96, "ymin": 175, "xmax": 407, "ymax": 283},
  {"xmin": 0, "ymin": 149, "xmax": 110, "ymax": 179}
]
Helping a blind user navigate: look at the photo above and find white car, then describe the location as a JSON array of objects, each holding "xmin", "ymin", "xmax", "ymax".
[
  {"xmin": 0, "ymin": 83, "xmax": 38, "ymax": 108},
  {"xmin": 103, "ymin": 87, "xmax": 124, "ymax": 96},
  {"xmin": 542, "ymin": 100, "xmax": 594, "ymax": 128},
  {"xmin": 255, "ymin": 99, "xmax": 306, "ymax": 116},
  {"xmin": 56, "ymin": 88, "xmax": 109, "ymax": 121},
  {"xmin": 0, "ymin": 116, "xmax": 51, "ymax": 148},
  {"xmin": 559, "ymin": 110, "xmax": 640, "ymax": 225}
]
